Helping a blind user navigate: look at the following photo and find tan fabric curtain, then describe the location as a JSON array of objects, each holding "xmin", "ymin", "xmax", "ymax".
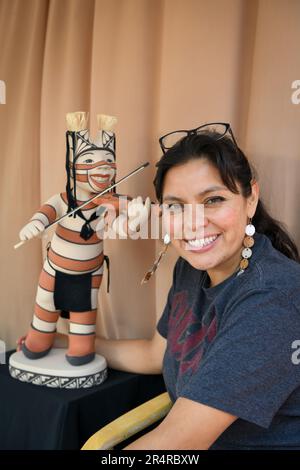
[{"xmin": 1, "ymin": 0, "xmax": 299, "ymax": 350}]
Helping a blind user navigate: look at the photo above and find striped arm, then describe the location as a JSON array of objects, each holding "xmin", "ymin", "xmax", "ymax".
[
  {"xmin": 81, "ymin": 392, "xmax": 172, "ymax": 450},
  {"xmin": 31, "ymin": 193, "xmax": 62, "ymax": 226}
]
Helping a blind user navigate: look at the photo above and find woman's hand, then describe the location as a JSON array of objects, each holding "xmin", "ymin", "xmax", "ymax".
[{"xmin": 16, "ymin": 335, "xmax": 26, "ymax": 352}]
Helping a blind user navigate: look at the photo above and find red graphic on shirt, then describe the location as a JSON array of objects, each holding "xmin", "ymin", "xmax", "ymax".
[{"xmin": 168, "ymin": 291, "xmax": 217, "ymax": 375}]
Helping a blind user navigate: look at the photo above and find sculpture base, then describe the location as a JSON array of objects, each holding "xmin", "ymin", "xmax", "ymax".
[{"xmin": 9, "ymin": 348, "xmax": 108, "ymax": 389}]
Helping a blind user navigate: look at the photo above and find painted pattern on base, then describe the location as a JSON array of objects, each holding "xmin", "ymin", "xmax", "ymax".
[{"xmin": 9, "ymin": 365, "xmax": 108, "ymax": 389}]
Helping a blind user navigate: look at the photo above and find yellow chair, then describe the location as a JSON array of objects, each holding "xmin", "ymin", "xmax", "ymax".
[{"xmin": 81, "ymin": 391, "xmax": 172, "ymax": 450}]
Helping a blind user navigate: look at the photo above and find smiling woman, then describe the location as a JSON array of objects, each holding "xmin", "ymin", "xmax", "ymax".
[
  {"xmin": 76, "ymin": 124, "xmax": 300, "ymax": 450},
  {"xmin": 131, "ymin": 125, "xmax": 300, "ymax": 450}
]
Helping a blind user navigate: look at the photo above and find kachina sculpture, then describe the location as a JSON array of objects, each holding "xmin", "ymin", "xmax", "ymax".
[{"xmin": 17, "ymin": 112, "xmax": 149, "ymax": 366}]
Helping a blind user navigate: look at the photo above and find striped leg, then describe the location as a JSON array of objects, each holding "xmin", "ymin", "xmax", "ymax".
[
  {"xmin": 66, "ymin": 310, "xmax": 97, "ymax": 365},
  {"xmin": 23, "ymin": 259, "xmax": 60, "ymax": 359},
  {"xmin": 66, "ymin": 267, "xmax": 102, "ymax": 366}
]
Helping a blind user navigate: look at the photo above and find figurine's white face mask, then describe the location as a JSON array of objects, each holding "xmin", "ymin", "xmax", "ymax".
[
  {"xmin": 67, "ymin": 129, "xmax": 117, "ymax": 197},
  {"xmin": 73, "ymin": 149, "xmax": 116, "ymax": 194}
]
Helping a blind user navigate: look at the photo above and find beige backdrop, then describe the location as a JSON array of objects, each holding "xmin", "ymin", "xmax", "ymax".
[{"xmin": 0, "ymin": 0, "xmax": 299, "ymax": 350}]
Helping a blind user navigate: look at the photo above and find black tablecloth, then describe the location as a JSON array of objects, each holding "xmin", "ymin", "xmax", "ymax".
[{"xmin": 0, "ymin": 351, "xmax": 166, "ymax": 450}]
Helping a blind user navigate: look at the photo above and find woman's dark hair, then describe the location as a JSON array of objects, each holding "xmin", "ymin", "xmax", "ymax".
[{"xmin": 154, "ymin": 132, "xmax": 300, "ymax": 263}]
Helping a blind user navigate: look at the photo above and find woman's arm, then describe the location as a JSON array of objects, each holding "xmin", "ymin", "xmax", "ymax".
[
  {"xmin": 95, "ymin": 328, "xmax": 166, "ymax": 374},
  {"xmin": 123, "ymin": 397, "xmax": 237, "ymax": 450}
]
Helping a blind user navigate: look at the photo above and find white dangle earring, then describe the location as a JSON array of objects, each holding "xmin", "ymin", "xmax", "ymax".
[
  {"xmin": 236, "ymin": 218, "xmax": 256, "ymax": 276},
  {"xmin": 141, "ymin": 233, "xmax": 171, "ymax": 284}
]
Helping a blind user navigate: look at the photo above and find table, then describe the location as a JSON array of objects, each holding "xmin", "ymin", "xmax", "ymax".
[{"xmin": 0, "ymin": 351, "xmax": 166, "ymax": 450}]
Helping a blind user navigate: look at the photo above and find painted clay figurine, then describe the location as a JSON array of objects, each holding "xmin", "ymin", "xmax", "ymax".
[{"xmin": 19, "ymin": 112, "xmax": 124, "ymax": 366}]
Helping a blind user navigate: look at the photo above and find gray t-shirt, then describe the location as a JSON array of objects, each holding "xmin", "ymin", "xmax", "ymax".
[{"xmin": 157, "ymin": 232, "xmax": 300, "ymax": 449}]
